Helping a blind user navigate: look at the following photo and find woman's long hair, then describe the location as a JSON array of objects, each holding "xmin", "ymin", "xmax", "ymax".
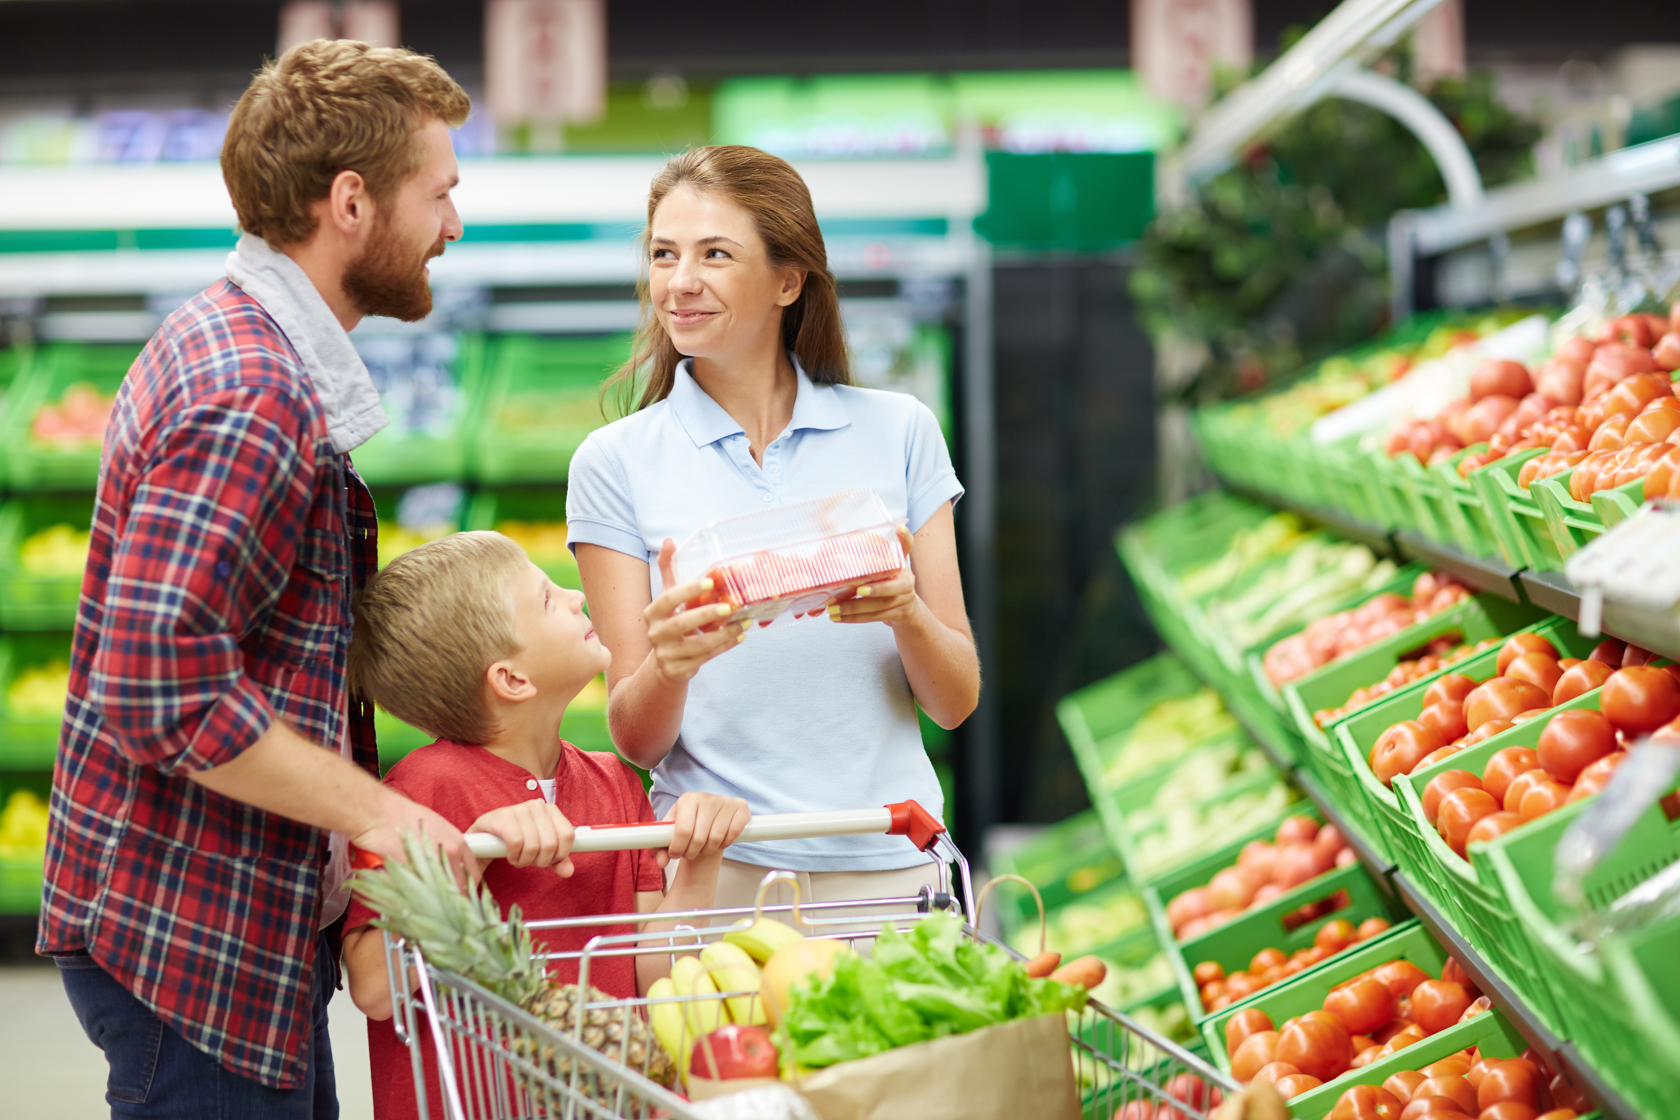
[{"xmin": 607, "ymin": 145, "xmax": 850, "ymax": 414}]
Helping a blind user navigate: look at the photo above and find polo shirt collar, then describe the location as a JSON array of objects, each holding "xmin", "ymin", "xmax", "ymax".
[{"xmin": 668, "ymin": 356, "xmax": 850, "ymax": 448}]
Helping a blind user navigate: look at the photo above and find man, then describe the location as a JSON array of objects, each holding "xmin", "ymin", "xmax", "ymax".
[{"xmin": 39, "ymin": 40, "xmax": 478, "ymax": 1118}]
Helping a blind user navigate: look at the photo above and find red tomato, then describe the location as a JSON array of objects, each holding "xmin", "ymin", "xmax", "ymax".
[
  {"xmin": 1331, "ymin": 1083, "xmax": 1405, "ymax": 1120},
  {"xmin": 1251, "ymin": 946, "xmax": 1288, "ymax": 973},
  {"xmin": 1423, "ymin": 673, "xmax": 1479, "ymax": 710},
  {"xmin": 1413, "ymin": 1074, "xmax": 1478, "ymax": 1113},
  {"xmin": 1465, "ymin": 718, "xmax": 1516, "ymax": 746},
  {"xmin": 1276, "ymin": 815, "xmax": 1320, "ymax": 844},
  {"xmin": 1372, "ymin": 959, "xmax": 1430, "ymax": 999},
  {"xmin": 1193, "ymin": 960, "xmax": 1225, "ymax": 985},
  {"xmin": 1467, "ymin": 811, "xmax": 1525, "ymax": 848},
  {"xmin": 1498, "ymin": 634, "xmax": 1559, "ymax": 675},
  {"xmin": 1600, "ymin": 666, "xmax": 1680, "ymax": 733},
  {"xmin": 1547, "ymin": 1074, "xmax": 1591, "ymax": 1112},
  {"xmin": 1373, "ymin": 721, "xmax": 1446, "ymax": 786},
  {"xmin": 1397, "ymin": 1098, "xmax": 1465, "ymax": 1120},
  {"xmin": 1479, "ymin": 1059, "xmax": 1543, "ymax": 1111},
  {"xmin": 1384, "ymin": 1070, "xmax": 1428, "ymax": 1103},
  {"xmin": 1466, "ymin": 679, "xmax": 1552, "ymax": 731},
  {"xmin": 1505, "ymin": 653, "xmax": 1564, "ymax": 695},
  {"xmin": 1225, "ymin": 1007, "xmax": 1274, "ymax": 1057},
  {"xmin": 1441, "ymin": 958, "xmax": 1474, "ymax": 987},
  {"xmin": 1325, "ymin": 977, "xmax": 1398, "ymax": 1036},
  {"xmin": 1277, "ymin": 1018, "xmax": 1354, "ymax": 1083},
  {"xmin": 1479, "ymin": 1105, "xmax": 1541, "ymax": 1120},
  {"xmin": 1275, "ymin": 1074, "xmax": 1325, "ymax": 1100},
  {"xmin": 1422, "ymin": 1056, "xmax": 1471, "ymax": 1078},
  {"xmin": 1587, "ymin": 638, "xmax": 1627, "ymax": 666},
  {"xmin": 1250, "ymin": 1061, "xmax": 1302, "ymax": 1084},
  {"xmin": 1503, "ymin": 770, "xmax": 1550, "ymax": 814},
  {"xmin": 1552, "ymin": 660, "xmax": 1614, "ymax": 705},
  {"xmin": 1481, "ymin": 747, "xmax": 1541, "ymax": 803},
  {"xmin": 1536, "ymin": 708, "xmax": 1616, "ymax": 782},
  {"xmin": 1358, "ymin": 917, "xmax": 1393, "ymax": 940},
  {"xmin": 1517, "ymin": 777, "xmax": 1573, "ymax": 821},
  {"xmin": 1438, "ymin": 788, "xmax": 1502, "ymax": 855},
  {"xmin": 1467, "ymin": 1058, "xmax": 1495, "ymax": 1089},
  {"xmin": 1423, "ymin": 770, "xmax": 1485, "ymax": 825},
  {"xmin": 1571, "ymin": 751, "xmax": 1627, "ymax": 793},
  {"xmin": 1420, "ymin": 701, "xmax": 1471, "ymax": 742},
  {"xmin": 1459, "ymin": 995, "xmax": 1493, "ymax": 1023},
  {"xmin": 1316, "ymin": 918, "xmax": 1359, "ymax": 954},
  {"xmin": 1231, "ymin": 1030, "xmax": 1281, "ymax": 1080},
  {"xmin": 1411, "ymin": 979, "xmax": 1475, "ymax": 1034},
  {"xmin": 1535, "ymin": 1112, "xmax": 1580, "ymax": 1120}
]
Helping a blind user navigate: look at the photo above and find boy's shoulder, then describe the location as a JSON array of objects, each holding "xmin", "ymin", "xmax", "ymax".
[{"xmin": 559, "ymin": 742, "xmax": 647, "ymax": 804}]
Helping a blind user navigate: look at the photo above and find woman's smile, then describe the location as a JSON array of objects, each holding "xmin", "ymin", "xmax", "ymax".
[{"xmin": 666, "ymin": 307, "xmax": 720, "ymax": 327}]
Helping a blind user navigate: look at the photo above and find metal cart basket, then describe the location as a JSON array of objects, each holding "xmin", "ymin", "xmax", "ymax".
[{"xmin": 379, "ymin": 802, "xmax": 1238, "ymax": 1120}]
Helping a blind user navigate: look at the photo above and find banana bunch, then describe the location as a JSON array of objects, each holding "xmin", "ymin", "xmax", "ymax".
[
  {"xmin": 648, "ymin": 920, "xmax": 798, "ymax": 1080},
  {"xmin": 722, "ymin": 917, "xmax": 803, "ymax": 962}
]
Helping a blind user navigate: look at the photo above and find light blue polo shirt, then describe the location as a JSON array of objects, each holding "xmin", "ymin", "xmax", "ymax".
[{"xmin": 566, "ymin": 359, "xmax": 963, "ymax": 870}]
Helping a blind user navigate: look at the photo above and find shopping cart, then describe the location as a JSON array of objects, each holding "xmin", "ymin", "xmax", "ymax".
[{"xmin": 378, "ymin": 801, "xmax": 1238, "ymax": 1120}]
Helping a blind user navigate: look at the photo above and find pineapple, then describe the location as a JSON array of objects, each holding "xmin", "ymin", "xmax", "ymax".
[{"xmin": 352, "ymin": 832, "xmax": 677, "ymax": 1105}]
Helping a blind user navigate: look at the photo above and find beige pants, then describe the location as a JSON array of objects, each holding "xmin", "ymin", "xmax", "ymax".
[{"xmin": 674, "ymin": 858, "xmax": 942, "ymax": 929}]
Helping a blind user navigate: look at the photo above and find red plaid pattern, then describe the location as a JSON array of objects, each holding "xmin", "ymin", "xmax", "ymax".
[{"xmin": 37, "ymin": 280, "xmax": 380, "ymax": 1090}]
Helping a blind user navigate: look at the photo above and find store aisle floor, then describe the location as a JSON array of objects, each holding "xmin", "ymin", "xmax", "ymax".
[{"xmin": 0, "ymin": 959, "xmax": 375, "ymax": 1120}]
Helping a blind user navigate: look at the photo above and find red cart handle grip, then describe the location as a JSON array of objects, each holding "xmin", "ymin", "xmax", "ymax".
[{"xmin": 885, "ymin": 799, "xmax": 947, "ymax": 851}]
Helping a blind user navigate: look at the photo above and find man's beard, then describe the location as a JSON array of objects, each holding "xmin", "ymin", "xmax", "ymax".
[{"xmin": 343, "ymin": 218, "xmax": 445, "ymax": 322}]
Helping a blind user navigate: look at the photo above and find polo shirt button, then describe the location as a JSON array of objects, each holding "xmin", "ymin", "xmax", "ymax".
[
  {"xmin": 762, "ymin": 493, "xmax": 773, "ymax": 502},
  {"xmin": 526, "ymin": 779, "xmax": 538, "ymax": 790}
]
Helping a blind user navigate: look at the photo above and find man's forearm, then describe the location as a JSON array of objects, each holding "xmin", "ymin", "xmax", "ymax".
[{"xmin": 186, "ymin": 718, "xmax": 391, "ymax": 836}]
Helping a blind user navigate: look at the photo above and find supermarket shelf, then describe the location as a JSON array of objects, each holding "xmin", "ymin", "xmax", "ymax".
[
  {"xmin": 1226, "ymin": 485, "xmax": 1400, "ymax": 559},
  {"xmin": 1519, "ymin": 568, "xmax": 1583, "ymax": 620},
  {"xmin": 1395, "ymin": 872, "xmax": 1641, "ymax": 1120},
  {"xmin": 1519, "ymin": 568, "xmax": 1680, "ymax": 664},
  {"xmin": 1394, "ymin": 530, "xmax": 1525, "ymax": 602}
]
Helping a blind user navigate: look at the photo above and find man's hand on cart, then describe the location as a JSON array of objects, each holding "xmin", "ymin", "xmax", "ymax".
[
  {"xmin": 657, "ymin": 792, "xmax": 751, "ymax": 867},
  {"xmin": 467, "ymin": 801, "xmax": 578, "ymax": 878},
  {"xmin": 352, "ymin": 792, "xmax": 481, "ymax": 886}
]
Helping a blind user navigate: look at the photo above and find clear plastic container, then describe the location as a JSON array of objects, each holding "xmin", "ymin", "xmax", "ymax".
[{"xmin": 672, "ymin": 489, "xmax": 905, "ymax": 626}]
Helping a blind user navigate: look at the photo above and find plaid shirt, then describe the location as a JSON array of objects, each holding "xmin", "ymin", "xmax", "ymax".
[{"xmin": 37, "ymin": 279, "xmax": 380, "ymax": 1090}]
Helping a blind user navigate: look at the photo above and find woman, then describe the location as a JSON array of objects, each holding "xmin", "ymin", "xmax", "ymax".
[{"xmin": 567, "ymin": 145, "xmax": 979, "ymax": 909}]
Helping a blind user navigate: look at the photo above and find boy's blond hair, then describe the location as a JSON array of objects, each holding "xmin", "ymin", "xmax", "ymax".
[
  {"xmin": 222, "ymin": 39, "xmax": 470, "ymax": 246},
  {"xmin": 350, "ymin": 531, "xmax": 528, "ymax": 745}
]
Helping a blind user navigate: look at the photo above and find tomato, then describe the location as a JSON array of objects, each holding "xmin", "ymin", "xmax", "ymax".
[
  {"xmin": 1384, "ymin": 1069, "xmax": 1428, "ymax": 1103},
  {"xmin": 1600, "ymin": 665, "xmax": 1680, "ymax": 733},
  {"xmin": 1207, "ymin": 865, "xmax": 1261, "ymax": 910},
  {"xmin": 1225, "ymin": 971, "xmax": 1262, "ymax": 999},
  {"xmin": 1163, "ymin": 1072, "xmax": 1221, "ymax": 1113},
  {"xmin": 1277, "ymin": 1018, "xmax": 1354, "ymax": 1082},
  {"xmin": 1413, "ymin": 1074, "xmax": 1478, "ymax": 1113},
  {"xmin": 1315, "ymin": 919, "xmax": 1359, "ymax": 954},
  {"xmin": 1465, "ymin": 718, "xmax": 1516, "ymax": 746},
  {"xmin": 1423, "ymin": 673, "xmax": 1479, "ymax": 710},
  {"xmin": 1423, "ymin": 771, "xmax": 1486, "ymax": 825},
  {"xmin": 1275, "ymin": 1073, "xmax": 1325, "ymax": 1100},
  {"xmin": 1535, "ymin": 1112, "xmax": 1580, "ymax": 1120},
  {"xmin": 1397, "ymin": 1098, "xmax": 1464, "ymax": 1120},
  {"xmin": 1467, "ymin": 1058, "xmax": 1495, "ymax": 1088},
  {"xmin": 1479, "ymin": 1106, "xmax": 1540, "ymax": 1120},
  {"xmin": 1568, "ymin": 751, "xmax": 1627, "ymax": 798},
  {"xmin": 1467, "ymin": 811, "xmax": 1525, "ymax": 848},
  {"xmin": 1498, "ymin": 634, "xmax": 1559, "ymax": 675},
  {"xmin": 1502, "ymin": 770, "xmax": 1550, "ymax": 814},
  {"xmin": 1294, "ymin": 945, "xmax": 1330, "ymax": 967},
  {"xmin": 1465, "ymin": 679, "xmax": 1552, "ymax": 731},
  {"xmin": 1419, "ymin": 701, "xmax": 1471, "ymax": 742},
  {"xmin": 1224, "ymin": 1006, "xmax": 1274, "ymax": 1056},
  {"xmin": 1251, "ymin": 946, "xmax": 1288, "ymax": 973},
  {"xmin": 1331, "ymin": 1083, "xmax": 1405, "ymax": 1120},
  {"xmin": 1423, "ymin": 1056, "xmax": 1472, "ymax": 1078},
  {"xmin": 1372, "ymin": 959, "xmax": 1430, "ymax": 999},
  {"xmin": 1411, "ymin": 979, "xmax": 1475, "ymax": 1034},
  {"xmin": 1547, "ymin": 1074, "xmax": 1591, "ymax": 1112},
  {"xmin": 1459, "ymin": 995, "xmax": 1493, "ymax": 1023},
  {"xmin": 1114, "ymin": 1102, "xmax": 1159, "ymax": 1120},
  {"xmin": 1438, "ymin": 788, "xmax": 1502, "ymax": 855},
  {"xmin": 1505, "ymin": 653, "xmax": 1564, "ymax": 695},
  {"xmin": 1441, "ymin": 958, "xmax": 1474, "ymax": 988},
  {"xmin": 1587, "ymin": 638, "xmax": 1626, "ymax": 666},
  {"xmin": 1414, "ymin": 746, "xmax": 1465, "ymax": 774},
  {"xmin": 1371, "ymin": 720, "xmax": 1446, "ymax": 786},
  {"xmin": 1546, "ymin": 662, "xmax": 1611, "ymax": 712},
  {"xmin": 1479, "ymin": 1059, "xmax": 1543, "ymax": 1111},
  {"xmin": 1536, "ymin": 708, "xmax": 1616, "ymax": 782},
  {"xmin": 1481, "ymin": 747, "xmax": 1542, "ymax": 803},
  {"xmin": 1193, "ymin": 960, "xmax": 1225, "ymax": 986},
  {"xmin": 1277, "ymin": 814, "xmax": 1320, "ymax": 844},
  {"xmin": 1250, "ymin": 1060, "xmax": 1301, "ymax": 1084},
  {"xmin": 1624, "ymin": 643, "xmax": 1657, "ymax": 668},
  {"xmin": 1517, "ymin": 777, "xmax": 1572, "ymax": 820},
  {"xmin": 1231, "ymin": 1029, "xmax": 1281, "ymax": 1080},
  {"xmin": 1357, "ymin": 917, "xmax": 1392, "ymax": 941},
  {"xmin": 1325, "ymin": 977, "xmax": 1397, "ymax": 1035}
]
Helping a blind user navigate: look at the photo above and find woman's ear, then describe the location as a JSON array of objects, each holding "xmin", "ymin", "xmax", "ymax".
[
  {"xmin": 776, "ymin": 266, "xmax": 808, "ymax": 308},
  {"xmin": 486, "ymin": 659, "xmax": 537, "ymax": 704}
]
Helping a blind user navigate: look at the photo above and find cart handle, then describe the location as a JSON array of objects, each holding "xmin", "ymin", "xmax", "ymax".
[{"xmin": 352, "ymin": 801, "xmax": 945, "ymax": 869}]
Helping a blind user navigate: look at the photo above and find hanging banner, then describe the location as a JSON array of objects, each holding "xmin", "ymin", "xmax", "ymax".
[
  {"xmin": 485, "ymin": 0, "xmax": 607, "ymax": 126},
  {"xmin": 1130, "ymin": 0, "xmax": 1252, "ymax": 114}
]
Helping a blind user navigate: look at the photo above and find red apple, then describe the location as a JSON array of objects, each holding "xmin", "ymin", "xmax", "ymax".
[{"xmin": 691, "ymin": 1024, "xmax": 780, "ymax": 1080}]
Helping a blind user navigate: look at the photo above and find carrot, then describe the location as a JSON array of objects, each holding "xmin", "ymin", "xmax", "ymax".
[
  {"xmin": 1025, "ymin": 951, "xmax": 1061, "ymax": 978},
  {"xmin": 1049, "ymin": 955, "xmax": 1106, "ymax": 990}
]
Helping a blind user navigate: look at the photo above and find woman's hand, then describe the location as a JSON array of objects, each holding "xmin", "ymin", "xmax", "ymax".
[
  {"xmin": 644, "ymin": 539, "xmax": 751, "ymax": 684},
  {"xmin": 467, "ymin": 801, "xmax": 577, "ymax": 877},
  {"xmin": 657, "ymin": 792, "xmax": 751, "ymax": 867},
  {"xmin": 827, "ymin": 526, "xmax": 925, "ymax": 629}
]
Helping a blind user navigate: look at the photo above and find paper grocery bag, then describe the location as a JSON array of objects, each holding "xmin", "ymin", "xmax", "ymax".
[{"xmin": 791, "ymin": 1013, "xmax": 1078, "ymax": 1120}]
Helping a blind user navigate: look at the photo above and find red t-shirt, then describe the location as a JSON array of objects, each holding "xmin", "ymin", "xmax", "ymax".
[{"xmin": 345, "ymin": 740, "xmax": 665, "ymax": 1120}]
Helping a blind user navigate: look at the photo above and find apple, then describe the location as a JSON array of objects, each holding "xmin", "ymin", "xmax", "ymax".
[{"xmin": 690, "ymin": 1024, "xmax": 780, "ymax": 1080}]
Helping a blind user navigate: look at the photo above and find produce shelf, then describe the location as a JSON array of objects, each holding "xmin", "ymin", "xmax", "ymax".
[
  {"xmin": 1225, "ymin": 485, "xmax": 1399, "ymax": 560},
  {"xmin": 1517, "ymin": 567, "xmax": 1680, "ymax": 664},
  {"xmin": 1393, "ymin": 529, "xmax": 1525, "ymax": 603}
]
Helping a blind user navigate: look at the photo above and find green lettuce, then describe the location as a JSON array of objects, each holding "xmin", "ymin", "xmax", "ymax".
[{"xmin": 775, "ymin": 911, "xmax": 1088, "ymax": 1069}]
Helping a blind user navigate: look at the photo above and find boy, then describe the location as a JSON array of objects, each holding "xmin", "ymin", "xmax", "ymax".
[{"xmin": 341, "ymin": 531, "xmax": 749, "ymax": 1119}]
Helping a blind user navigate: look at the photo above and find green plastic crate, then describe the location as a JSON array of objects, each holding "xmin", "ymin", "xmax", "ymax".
[
  {"xmin": 1598, "ymin": 913, "xmax": 1680, "ymax": 1118},
  {"xmin": 0, "ymin": 772, "xmax": 49, "ymax": 915},
  {"xmin": 0, "ymin": 495, "xmax": 94, "ymax": 630},
  {"xmin": 1281, "ymin": 594, "xmax": 1543, "ymax": 812},
  {"xmin": 4, "ymin": 343, "xmax": 138, "ymax": 491},
  {"xmin": 1394, "ymin": 451, "xmax": 1456, "ymax": 546},
  {"xmin": 988, "ymin": 809, "xmax": 1127, "ymax": 934},
  {"xmin": 463, "ymin": 487, "xmax": 579, "ymax": 589},
  {"xmin": 351, "ymin": 333, "xmax": 487, "ymax": 486},
  {"xmin": 1317, "ymin": 437, "xmax": 1380, "ymax": 525},
  {"xmin": 1364, "ymin": 447, "xmax": 1417, "ymax": 533},
  {"xmin": 1104, "ymin": 746, "xmax": 1290, "ymax": 885},
  {"xmin": 1168, "ymin": 861, "xmax": 1399, "ymax": 1022},
  {"xmin": 1435, "ymin": 446, "xmax": 1507, "ymax": 561},
  {"xmin": 1336, "ymin": 616, "xmax": 1599, "ymax": 877},
  {"xmin": 1532, "ymin": 471, "xmax": 1605, "ymax": 561},
  {"xmin": 1472, "ymin": 447, "xmax": 1568, "ymax": 571},
  {"xmin": 0, "ymin": 634, "xmax": 70, "ymax": 769},
  {"xmin": 1480, "ymin": 771, "xmax": 1680, "ymax": 1097},
  {"xmin": 472, "ymin": 334, "xmax": 630, "ymax": 483}
]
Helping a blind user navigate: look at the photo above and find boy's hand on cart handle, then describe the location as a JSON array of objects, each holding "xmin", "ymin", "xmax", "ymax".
[
  {"xmin": 827, "ymin": 527, "xmax": 921, "ymax": 628},
  {"xmin": 658, "ymin": 792, "xmax": 751, "ymax": 867},
  {"xmin": 646, "ymin": 539, "xmax": 751, "ymax": 684},
  {"xmin": 353, "ymin": 794, "xmax": 481, "ymax": 887},
  {"xmin": 468, "ymin": 801, "xmax": 576, "ymax": 878}
]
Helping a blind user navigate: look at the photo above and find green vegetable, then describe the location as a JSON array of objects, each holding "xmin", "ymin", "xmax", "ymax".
[{"xmin": 775, "ymin": 911, "xmax": 1088, "ymax": 1070}]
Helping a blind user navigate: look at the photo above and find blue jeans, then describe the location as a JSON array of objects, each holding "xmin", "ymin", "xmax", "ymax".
[{"xmin": 56, "ymin": 933, "xmax": 339, "ymax": 1120}]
